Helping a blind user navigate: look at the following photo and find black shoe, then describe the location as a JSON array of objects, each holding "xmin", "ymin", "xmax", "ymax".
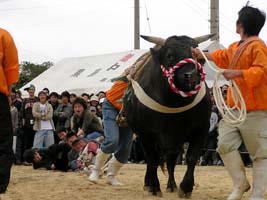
[
  {"xmin": 200, "ymin": 160, "xmax": 207, "ymax": 166},
  {"xmin": 14, "ymin": 160, "xmax": 22, "ymax": 165}
]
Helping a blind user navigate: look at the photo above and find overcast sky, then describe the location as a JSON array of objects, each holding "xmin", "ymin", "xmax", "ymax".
[{"xmin": 0, "ymin": 0, "xmax": 266, "ymax": 63}]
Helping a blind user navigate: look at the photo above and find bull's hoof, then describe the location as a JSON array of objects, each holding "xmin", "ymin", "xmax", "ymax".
[
  {"xmin": 143, "ymin": 186, "xmax": 163, "ymax": 197},
  {"xmin": 178, "ymin": 187, "xmax": 192, "ymax": 199},
  {"xmin": 166, "ymin": 186, "xmax": 177, "ymax": 193},
  {"xmin": 147, "ymin": 190, "xmax": 163, "ymax": 197},
  {"xmin": 143, "ymin": 186, "xmax": 149, "ymax": 191}
]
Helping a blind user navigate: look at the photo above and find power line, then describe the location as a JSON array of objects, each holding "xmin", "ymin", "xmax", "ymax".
[
  {"xmin": 143, "ymin": 0, "xmax": 152, "ymax": 34},
  {"xmin": 0, "ymin": 4, "xmax": 64, "ymax": 12},
  {"xmin": 18, "ymin": 47, "xmax": 56, "ymax": 62},
  {"xmin": 181, "ymin": 0, "xmax": 208, "ymax": 23}
]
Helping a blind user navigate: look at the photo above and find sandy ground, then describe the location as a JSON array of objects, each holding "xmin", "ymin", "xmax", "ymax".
[{"xmin": 0, "ymin": 164, "xmax": 264, "ymax": 200}]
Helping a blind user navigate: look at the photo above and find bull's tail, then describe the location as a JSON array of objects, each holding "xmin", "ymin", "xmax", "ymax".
[
  {"xmin": 160, "ymin": 162, "xmax": 167, "ymax": 177},
  {"xmin": 159, "ymin": 155, "xmax": 167, "ymax": 177}
]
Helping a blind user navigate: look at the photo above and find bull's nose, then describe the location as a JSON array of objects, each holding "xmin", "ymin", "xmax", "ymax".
[
  {"xmin": 185, "ymin": 73, "xmax": 191, "ymax": 80},
  {"xmin": 185, "ymin": 72, "xmax": 198, "ymax": 83}
]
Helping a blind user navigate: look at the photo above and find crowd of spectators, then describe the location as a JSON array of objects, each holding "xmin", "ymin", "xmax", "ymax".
[
  {"xmin": 11, "ymin": 84, "xmax": 106, "ymax": 171},
  {"xmin": 10, "ymin": 83, "xmax": 251, "ymax": 174}
]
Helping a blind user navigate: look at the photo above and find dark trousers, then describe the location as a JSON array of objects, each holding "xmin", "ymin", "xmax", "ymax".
[
  {"xmin": 0, "ymin": 93, "xmax": 14, "ymax": 193},
  {"xmin": 14, "ymin": 128, "xmax": 23, "ymax": 162},
  {"xmin": 21, "ymin": 126, "xmax": 35, "ymax": 160}
]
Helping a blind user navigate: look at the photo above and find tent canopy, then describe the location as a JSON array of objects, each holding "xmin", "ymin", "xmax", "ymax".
[{"xmin": 21, "ymin": 41, "xmax": 226, "ymax": 97}]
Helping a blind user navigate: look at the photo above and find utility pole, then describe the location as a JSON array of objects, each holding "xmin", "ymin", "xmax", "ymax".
[
  {"xmin": 134, "ymin": 0, "xmax": 140, "ymax": 49},
  {"xmin": 210, "ymin": 0, "xmax": 219, "ymax": 41}
]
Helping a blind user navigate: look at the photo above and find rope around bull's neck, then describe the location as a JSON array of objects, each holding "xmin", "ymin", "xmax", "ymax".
[{"xmin": 198, "ymin": 49, "xmax": 246, "ymax": 126}]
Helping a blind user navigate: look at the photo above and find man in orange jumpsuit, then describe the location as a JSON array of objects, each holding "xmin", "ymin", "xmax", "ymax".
[
  {"xmin": 192, "ymin": 4, "xmax": 267, "ymax": 200},
  {"xmin": 0, "ymin": 28, "xmax": 19, "ymax": 194}
]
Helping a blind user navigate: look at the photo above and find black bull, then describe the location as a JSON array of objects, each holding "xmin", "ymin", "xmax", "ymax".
[{"xmin": 124, "ymin": 35, "xmax": 213, "ymax": 198}]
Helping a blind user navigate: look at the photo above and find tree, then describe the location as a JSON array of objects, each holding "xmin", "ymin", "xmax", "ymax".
[{"xmin": 14, "ymin": 61, "xmax": 53, "ymax": 89}]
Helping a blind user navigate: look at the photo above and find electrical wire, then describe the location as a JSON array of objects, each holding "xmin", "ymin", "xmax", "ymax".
[{"xmin": 143, "ymin": 0, "xmax": 152, "ymax": 34}]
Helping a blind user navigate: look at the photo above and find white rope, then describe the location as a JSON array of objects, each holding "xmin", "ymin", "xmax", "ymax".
[{"xmin": 198, "ymin": 49, "xmax": 247, "ymax": 126}]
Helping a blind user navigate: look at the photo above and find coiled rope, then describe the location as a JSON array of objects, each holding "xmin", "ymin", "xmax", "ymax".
[{"xmin": 198, "ymin": 49, "xmax": 246, "ymax": 126}]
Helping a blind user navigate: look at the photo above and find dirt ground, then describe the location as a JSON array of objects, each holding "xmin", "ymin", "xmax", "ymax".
[{"xmin": 0, "ymin": 164, "xmax": 263, "ymax": 200}]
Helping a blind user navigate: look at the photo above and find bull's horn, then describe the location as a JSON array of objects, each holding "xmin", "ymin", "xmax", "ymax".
[
  {"xmin": 140, "ymin": 35, "xmax": 165, "ymax": 46},
  {"xmin": 193, "ymin": 33, "xmax": 217, "ymax": 44}
]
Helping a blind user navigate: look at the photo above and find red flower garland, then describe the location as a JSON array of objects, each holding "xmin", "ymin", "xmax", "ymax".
[{"xmin": 160, "ymin": 58, "xmax": 205, "ymax": 97}]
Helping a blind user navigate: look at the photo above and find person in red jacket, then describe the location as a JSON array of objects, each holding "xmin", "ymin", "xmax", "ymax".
[
  {"xmin": 0, "ymin": 28, "xmax": 19, "ymax": 194},
  {"xmin": 192, "ymin": 4, "xmax": 267, "ymax": 200}
]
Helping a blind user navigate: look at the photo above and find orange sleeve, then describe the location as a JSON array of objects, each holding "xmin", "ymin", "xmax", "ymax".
[
  {"xmin": 242, "ymin": 42, "xmax": 267, "ymax": 89},
  {"xmin": 212, "ymin": 42, "xmax": 238, "ymax": 69},
  {"xmin": 3, "ymin": 29, "xmax": 19, "ymax": 86}
]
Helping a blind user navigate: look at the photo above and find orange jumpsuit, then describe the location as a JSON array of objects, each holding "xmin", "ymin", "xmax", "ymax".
[
  {"xmin": 0, "ymin": 28, "xmax": 19, "ymax": 96},
  {"xmin": 212, "ymin": 39, "xmax": 267, "ymax": 111}
]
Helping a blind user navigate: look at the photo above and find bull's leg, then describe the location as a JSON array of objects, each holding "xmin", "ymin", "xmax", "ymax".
[
  {"xmin": 146, "ymin": 163, "xmax": 162, "ymax": 196},
  {"xmin": 142, "ymin": 144, "xmax": 162, "ymax": 196},
  {"xmin": 166, "ymin": 151, "xmax": 179, "ymax": 192},
  {"xmin": 179, "ymin": 140, "xmax": 203, "ymax": 198}
]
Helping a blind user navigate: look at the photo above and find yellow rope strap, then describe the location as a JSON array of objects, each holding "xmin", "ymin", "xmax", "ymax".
[{"xmin": 130, "ymin": 79, "xmax": 206, "ymax": 114}]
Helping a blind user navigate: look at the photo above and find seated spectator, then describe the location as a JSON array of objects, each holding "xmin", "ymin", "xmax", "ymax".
[
  {"xmin": 56, "ymin": 126, "xmax": 68, "ymax": 143},
  {"xmin": 66, "ymin": 131, "xmax": 79, "ymax": 167},
  {"xmin": 89, "ymin": 106, "xmax": 102, "ymax": 124},
  {"xmin": 70, "ymin": 138, "xmax": 99, "ymax": 171},
  {"xmin": 48, "ymin": 143, "xmax": 71, "ymax": 172},
  {"xmin": 71, "ymin": 97, "xmax": 104, "ymax": 140},
  {"xmin": 32, "ymin": 91, "xmax": 55, "ymax": 148}
]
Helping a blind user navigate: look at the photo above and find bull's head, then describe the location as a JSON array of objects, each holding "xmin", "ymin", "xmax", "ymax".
[{"xmin": 141, "ymin": 33, "xmax": 215, "ymax": 95}]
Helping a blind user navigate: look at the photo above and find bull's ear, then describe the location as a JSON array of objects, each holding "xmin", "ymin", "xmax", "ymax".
[{"xmin": 193, "ymin": 33, "xmax": 217, "ymax": 44}]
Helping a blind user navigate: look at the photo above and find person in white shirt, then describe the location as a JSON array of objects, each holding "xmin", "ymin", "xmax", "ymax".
[{"xmin": 32, "ymin": 91, "xmax": 55, "ymax": 148}]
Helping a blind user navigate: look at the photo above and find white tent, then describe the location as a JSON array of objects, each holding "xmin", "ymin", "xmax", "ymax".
[{"xmin": 21, "ymin": 41, "xmax": 225, "ymax": 97}]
